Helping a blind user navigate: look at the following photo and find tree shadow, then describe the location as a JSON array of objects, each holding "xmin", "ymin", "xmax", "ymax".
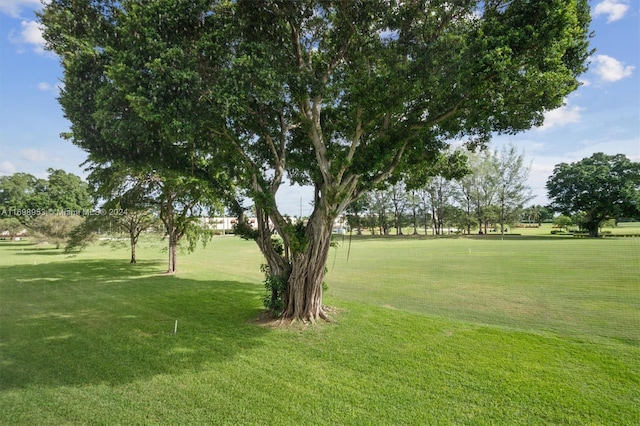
[
  {"xmin": 0, "ymin": 256, "xmax": 167, "ymax": 281},
  {"xmin": 0, "ymin": 258, "xmax": 269, "ymax": 390},
  {"xmin": 4, "ymin": 245, "xmax": 65, "ymax": 256}
]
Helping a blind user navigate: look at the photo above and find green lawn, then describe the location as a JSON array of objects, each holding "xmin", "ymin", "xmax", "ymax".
[
  {"xmin": 328, "ymin": 234, "xmax": 640, "ymax": 344},
  {"xmin": 1, "ymin": 236, "xmax": 638, "ymax": 424}
]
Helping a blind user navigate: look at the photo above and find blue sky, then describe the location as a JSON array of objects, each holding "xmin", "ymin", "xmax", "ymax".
[{"xmin": 1, "ymin": 0, "xmax": 638, "ymax": 216}]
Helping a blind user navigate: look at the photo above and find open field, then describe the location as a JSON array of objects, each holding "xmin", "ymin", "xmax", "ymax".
[
  {"xmin": 1, "ymin": 235, "xmax": 639, "ymax": 424},
  {"xmin": 328, "ymin": 234, "xmax": 640, "ymax": 344}
]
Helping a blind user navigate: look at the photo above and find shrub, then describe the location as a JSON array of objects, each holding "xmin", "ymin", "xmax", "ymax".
[{"xmin": 261, "ymin": 264, "xmax": 288, "ymax": 315}]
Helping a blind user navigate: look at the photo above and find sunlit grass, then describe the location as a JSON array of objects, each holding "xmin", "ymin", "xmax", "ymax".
[
  {"xmin": 327, "ymin": 234, "xmax": 640, "ymax": 344},
  {"xmin": 1, "ymin": 235, "xmax": 638, "ymax": 424}
]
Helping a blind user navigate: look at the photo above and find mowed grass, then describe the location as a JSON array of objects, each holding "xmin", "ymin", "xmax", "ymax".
[
  {"xmin": 327, "ymin": 234, "xmax": 640, "ymax": 344},
  {"xmin": 0, "ymin": 235, "xmax": 639, "ymax": 424}
]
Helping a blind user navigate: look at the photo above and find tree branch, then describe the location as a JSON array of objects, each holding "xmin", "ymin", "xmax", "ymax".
[
  {"xmin": 288, "ymin": 20, "xmax": 307, "ymax": 72},
  {"xmin": 369, "ymin": 140, "xmax": 410, "ymax": 188}
]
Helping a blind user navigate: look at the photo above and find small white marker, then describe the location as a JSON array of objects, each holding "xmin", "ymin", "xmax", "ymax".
[{"xmin": 174, "ymin": 320, "xmax": 178, "ymax": 334}]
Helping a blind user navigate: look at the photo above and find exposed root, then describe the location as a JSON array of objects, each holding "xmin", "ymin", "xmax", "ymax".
[
  {"xmin": 275, "ymin": 317, "xmax": 298, "ymax": 327},
  {"xmin": 318, "ymin": 310, "xmax": 331, "ymax": 322},
  {"xmin": 250, "ymin": 306, "xmax": 338, "ymax": 329}
]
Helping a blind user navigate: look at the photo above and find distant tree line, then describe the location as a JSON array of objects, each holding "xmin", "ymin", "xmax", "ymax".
[
  {"xmin": 346, "ymin": 151, "xmax": 640, "ymax": 238},
  {"xmin": 0, "ymin": 166, "xmax": 218, "ymax": 272},
  {"xmin": 346, "ymin": 145, "xmax": 539, "ymax": 235}
]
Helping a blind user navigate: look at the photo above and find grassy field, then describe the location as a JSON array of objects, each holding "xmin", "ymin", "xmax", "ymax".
[
  {"xmin": 328, "ymin": 233, "xmax": 640, "ymax": 344},
  {"xmin": 0, "ymin": 233, "xmax": 639, "ymax": 424}
]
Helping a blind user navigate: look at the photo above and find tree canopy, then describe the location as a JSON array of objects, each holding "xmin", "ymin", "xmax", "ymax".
[
  {"xmin": 0, "ymin": 169, "xmax": 92, "ymax": 221},
  {"xmin": 40, "ymin": 0, "xmax": 592, "ymax": 321},
  {"xmin": 546, "ymin": 153, "xmax": 640, "ymax": 237},
  {"xmin": 0, "ymin": 169, "xmax": 93, "ymax": 247}
]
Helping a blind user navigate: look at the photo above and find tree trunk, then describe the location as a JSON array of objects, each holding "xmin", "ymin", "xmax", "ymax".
[
  {"xmin": 167, "ymin": 234, "xmax": 177, "ymax": 273},
  {"xmin": 281, "ymin": 208, "xmax": 332, "ymax": 322},
  {"xmin": 254, "ymin": 207, "xmax": 290, "ymax": 311},
  {"xmin": 499, "ymin": 198, "xmax": 506, "ymax": 235},
  {"xmin": 586, "ymin": 222, "xmax": 599, "ymax": 238},
  {"xmin": 432, "ymin": 208, "xmax": 439, "ymax": 235},
  {"xmin": 130, "ymin": 234, "xmax": 137, "ymax": 264},
  {"xmin": 424, "ymin": 212, "xmax": 429, "ymax": 235}
]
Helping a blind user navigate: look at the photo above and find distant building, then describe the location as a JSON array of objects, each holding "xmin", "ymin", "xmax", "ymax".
[
  {"xmin": 200, "ymin": 216, "xmax": 259, "ymax": 233},
  {"xmin": 199, "ymin": 214, "xmax": 346, "ymax": 234},
  {"xmin": 0, "ymin": 228, "xmax": 28, "ymax": 241}
]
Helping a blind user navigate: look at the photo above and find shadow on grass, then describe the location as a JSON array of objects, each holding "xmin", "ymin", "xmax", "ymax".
[
  {"xmin": 0, "ymin": 256, "xmax": 167, "ymax": 281},
  {"xmin": 0, "ymin": 258, "xmax": 268, "ymax": 390},
  {"xmin": 3, "ymin": 245, "xmax": 65, "ymax": 256}
]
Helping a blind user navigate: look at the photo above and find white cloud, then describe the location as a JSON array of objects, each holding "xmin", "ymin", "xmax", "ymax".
[
  {"xmin": 574, "ymin": 138, "xmax": 640, "ymax": 162},
  {"xmin": 578, "ymin": 78, "xmax": 591, "ymax": 87},
  {"xmin": 592, "ymin": 54, "xmax": 635, "ymax": 82},
  {"xmin": 37, "ymin": 82, "xmax": 53, "ymax": 91},
  {"xmin": 495, "ymin": 138, "xmax": 547, "ymax": 154},
  {"xmin": 20, "ymin": 148, "xmax": 48, "ymax": 162},
  {"xmin": 530, "ymin": 142, "xmax": 547, "ymax": 153},
  {"xmin": 593, "ymin": 0, "xmax": 630, "ymax": 23},
  {"xmin": 20, "ymin": 20, "xmax": 45, "ymax": 52},
  {"xmin": 36, "ymin": 81, "xmax": 63, "ymax": 92},
  {"xmin": 539, "ymin": 103, "xmax": 584, "ymax": 131},
  {"xmin": 0, "ymin": 0, "xmax": 43, "ymax": 18},
  {"xmin": 0, "ymin": 161, "xmax": 17, "ymax": 175},
  {"xmin": 9, "ymin": 20, "xmax": 49, "ymax": 54}
]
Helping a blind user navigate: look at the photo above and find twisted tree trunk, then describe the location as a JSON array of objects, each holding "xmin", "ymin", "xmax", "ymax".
[{"xmin": 281, "ymin": 209, "xmax": 333, "ymax": 322}]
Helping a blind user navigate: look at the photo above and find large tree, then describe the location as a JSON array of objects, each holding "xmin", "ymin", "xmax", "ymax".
[
  {"xmin": 41, "ymin": 0, "xmax": 591, "ymax": 322},
  {"xmin": 546, "ymin": 153, "xmax": 640, "ymax": 237}
]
